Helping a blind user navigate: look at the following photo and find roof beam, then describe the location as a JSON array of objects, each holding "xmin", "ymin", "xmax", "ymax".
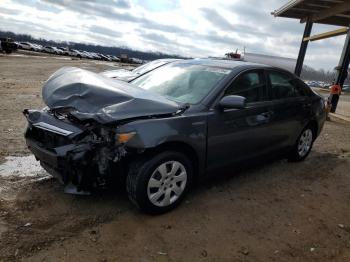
[
  {"xmin": 301, "ymin": 1, "xmax": 350, "ymax": 23},
  {"xmin": 303, "ymin": 27, "xmax": 349, "ymax": 41},
  {"xmin": 271, "ymin": 0, "xmax": 304, "ymax": 17}
]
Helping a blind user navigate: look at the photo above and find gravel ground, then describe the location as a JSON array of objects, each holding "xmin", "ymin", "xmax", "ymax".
[{"xmin": 0, "ymin": 53, "xmax": 350, "ymax": 262}]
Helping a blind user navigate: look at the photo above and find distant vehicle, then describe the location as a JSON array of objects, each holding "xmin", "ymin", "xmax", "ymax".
[
  {"xmin": 31, "ymin": 43, "xmax": 43, "ymax": 52},
  {"xmin": 0, "ymin": 38, "xmax": 17, "ymax": 54},
  {"xmin": 110, "ymin": 55, "xmax": 120, "ymax": 62},
  {"xmin": 104, "ymin": 54, "xmax": 120, "ymax": 62},
  {"xmin": 43, "ymin": 46, "xmax": 64, "ymax": 55},
  {"xmin": 342, "ymin": 85, "xmax": 350, "ymax": 93},
  {"xmin": 100, "ymin": 59, "xmax": 181, "ymax": 82},
  {"xmin": 43, "ymin": 46, "xmax": 56, "ymax": 54},
  {"xmin": 57, "ymin": 47, "xmax": 69, "ymax": 55},
  {"xmin": 88, "ymin": 52, "xmax": 101, "ymax": 60},
  {"xmin": 307, "ymin": 81, "xmax": 323, "ymax": 88},
  {"xmin": 106, "ymin": 55, "xmax": 115, "ymax": 61},
  {"xmin": 99, "ymin": 54, "xmax": 112, "ymax": 61},
  {"xmin": 81, "ymin": 51, "xmax": 95, "ymax": 59},
  {"xmin": 68, "ymin": 49, "xmax": 83, "ymax": 58},
  {"xmin": 130, "ymin": 57, "xmax": 143, "ymax": 64},
  {"xmin": 53, "ymin": 47, "xmax": 64, "ymax": 55},
  {"xmin": 17, "ymin": 42, "xmax": 39, "ymax": 51}
]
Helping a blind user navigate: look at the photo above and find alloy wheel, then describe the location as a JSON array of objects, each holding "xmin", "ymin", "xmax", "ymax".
[
  {"xmin": 147, "ymin": 161, "xmax": 187, "ymax": 207},
  {"xmin": 298, "ymin": 128, "xmax": 313, "ymax": 157}
]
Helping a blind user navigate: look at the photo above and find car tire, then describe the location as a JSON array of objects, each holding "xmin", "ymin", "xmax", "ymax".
[
  {"xmin": 126, "ymin": 151, "xmax": 193, "ymax": 214},
  {"xmin": 288, "ymin": 125, "xmax": 315, "ymax": 162}
]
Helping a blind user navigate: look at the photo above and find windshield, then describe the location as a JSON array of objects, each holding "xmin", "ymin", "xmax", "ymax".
[
  {"xmin": 132, "ymin": 60, "xmax": 170, "ymax": 75},
  {"xmin": 131, "ymin": 63, "xmax": 231, "ymax": 104}
]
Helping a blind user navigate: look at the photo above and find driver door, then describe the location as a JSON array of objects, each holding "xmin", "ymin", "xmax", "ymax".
[{"xmin": 206, "ymin": 69, "xmax": 275, "ymax": 170}]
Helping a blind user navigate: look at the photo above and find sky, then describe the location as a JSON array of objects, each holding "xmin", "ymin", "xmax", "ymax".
[{"xmin": 0, "ymin": 0, "xmax": 346, "ymax": 70}]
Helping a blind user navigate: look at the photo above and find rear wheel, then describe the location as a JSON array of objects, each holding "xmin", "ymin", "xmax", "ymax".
[
  {"xmin": 126, "ymin": 151, "xmax": 193, "ymax": 214},
  {"xmin": 288, "ymin": 125, "xmax": 315, "ymax": 161}
]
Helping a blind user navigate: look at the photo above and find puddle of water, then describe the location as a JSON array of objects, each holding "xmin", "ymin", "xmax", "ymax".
[{"xmin": 0, "ymin": 155, "xmax": 48, "ymax": 178}]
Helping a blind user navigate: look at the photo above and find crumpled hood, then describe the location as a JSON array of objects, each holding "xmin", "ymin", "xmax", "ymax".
[{"xmin": 42, "ymin": 67, "xmax": 182, "ymax": 124}]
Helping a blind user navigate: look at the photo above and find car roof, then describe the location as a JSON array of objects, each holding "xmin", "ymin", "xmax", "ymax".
[
  {"xmin": 154, "ymin": 58, "xmax": 181, "ymax": 63},
  {"xmin": 170, "ymin": 58, "xmax": 296, "ymax": 77},
  {"xmin": 175, "ymin": 58, "xmax": 277, "ymax": 70}
]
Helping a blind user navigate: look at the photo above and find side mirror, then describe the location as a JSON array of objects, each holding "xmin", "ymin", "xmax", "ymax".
[{"xmin": 219, "ymin": 95, "xmax": 246, "ymax": 109}]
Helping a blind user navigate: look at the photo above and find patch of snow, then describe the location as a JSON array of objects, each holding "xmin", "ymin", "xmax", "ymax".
[{"xmin": 0, "ymin": 155, "xmax": 48, "ymax": 178}]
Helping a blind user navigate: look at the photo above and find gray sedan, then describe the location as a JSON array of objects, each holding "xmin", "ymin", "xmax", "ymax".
[{"xmin": 24, "ymin": 59, "xmax": 326, "ymax": 214}]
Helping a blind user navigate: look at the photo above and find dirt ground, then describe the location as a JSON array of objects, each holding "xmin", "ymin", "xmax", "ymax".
[{"xmin": 0, "ymin": 53, "xmax": 350, "ymax": 262}]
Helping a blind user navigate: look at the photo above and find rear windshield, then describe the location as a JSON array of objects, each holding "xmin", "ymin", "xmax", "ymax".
[{"xmin": 131, "ymin": 63, "xmax": 231, "ymax": 104}]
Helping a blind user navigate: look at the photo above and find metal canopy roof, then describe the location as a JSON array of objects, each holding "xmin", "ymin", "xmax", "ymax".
[{"xmin": 272, "ymin": 0, "xmax": 350, "ymax": 27}]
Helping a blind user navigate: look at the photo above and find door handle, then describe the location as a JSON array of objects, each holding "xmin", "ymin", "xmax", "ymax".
[
  {"xmin": 254, "ymin": 111, "xmax": 274, "ymax": 124},
  {"xmin": 260, "ymin": 111, "xmax": 274, "ymax": 118}
]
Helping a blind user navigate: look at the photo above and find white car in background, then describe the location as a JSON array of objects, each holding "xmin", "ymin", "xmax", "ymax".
[
  {"xmin": 89, "ymin": 52, "xmax": 102, "ymax": 60},
  {"xmin": 81, "ymin": 51, "xmax": 94, "ymax": 59},
  {"xmin": 18, "ymin": 42, "xmax": 40, "ymax": 51},
  {"xmin": 43, "ymin": 46, "xmax": 56, "ymax": 54},
  {"xmin": 68, "ymin": 49, "xmax": 81, "ymax": 57},
  {"xmin": 32, "ymin": 43, "xmax": 43, "ymax": 51},
  {"xmin": 57, "ymin": 47, "xmax": 70, "ymax": 55},
  {"xmin": 53, "ymin": 47, "xmax": 64, "ymax": 55},
  {"xmin": 43, "ymin": 46, "xmax": 64, "ymax": 55},
  {"xmin": 68, "ymin": 49, "xmax": 90, "ymax": 58}
]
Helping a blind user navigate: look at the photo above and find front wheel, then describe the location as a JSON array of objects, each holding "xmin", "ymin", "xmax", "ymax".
[
  {"xmin": 126, "ymin": 151, "xmax": 193, "ymax": 214},
  {"xmin": 288, "ymin": 126, "xmax": 315, "ymax": 162}
]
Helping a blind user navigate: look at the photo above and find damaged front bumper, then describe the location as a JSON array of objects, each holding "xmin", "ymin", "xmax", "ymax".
[{"xmin": 23, "ymin": 109, "xmax": 127, "ymax": 193}]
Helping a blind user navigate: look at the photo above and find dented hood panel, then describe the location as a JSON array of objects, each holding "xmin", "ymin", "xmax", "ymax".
[{"xmin": 42, "ymin": 67, "xmax": 181, "ymax": 123}]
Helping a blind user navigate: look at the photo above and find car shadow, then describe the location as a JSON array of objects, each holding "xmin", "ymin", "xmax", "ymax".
[{"xmin": 193, "ymin": 150, "xmax": 344, "ymax": 194}]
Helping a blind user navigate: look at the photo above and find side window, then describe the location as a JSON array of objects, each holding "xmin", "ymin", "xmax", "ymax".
[
  {"xmin": 268, "ymin": 71, "xmax": 304, "ymax": 99},
  {"xmin": 291, "ymin": 78, "xmax": 311, "ymax": 96},
  {"xmin": 225, "ymin": 71, "xmax": 266, "ymax": 103}
]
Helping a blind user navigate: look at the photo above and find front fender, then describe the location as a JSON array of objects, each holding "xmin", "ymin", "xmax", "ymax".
[{"xmin": 117, "ymin": 115, "xmax": 207, "ymax": 172}]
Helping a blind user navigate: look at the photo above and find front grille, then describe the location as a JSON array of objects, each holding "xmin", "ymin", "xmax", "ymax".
[{"xmin": 28, "ymin": 126, "xmax": 72, "ymax": 148}]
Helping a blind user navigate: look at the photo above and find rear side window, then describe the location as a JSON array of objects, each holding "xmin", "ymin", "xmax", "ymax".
[
  {"xmin": 225, "ymin": 70, "xmax": 267, "ymax": 103},
  {"xmin": 292, "ymin": 78, "xmax": 312, "ymax": 96},
  {"xmin": 268, "ymin": 71, "xmax": 305, "ymax": 99}
]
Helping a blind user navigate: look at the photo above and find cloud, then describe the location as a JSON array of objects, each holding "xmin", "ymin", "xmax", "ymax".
[
  {"xmin": 89, "ymin": 25, "xmax": 122, "ymax": 37},
  {"xmin": 0, "ymin": 7, "xmax": 21, "ymax": 15},
  {"xmin": 137, "ymin": 31, "xmax": 173, "ymax": 45},
  {"xmin": 114, "ymin": 0, "xmax": 131, "ymax": 9},
  {"xmin": 200, "ymin": 8, "xmax": 234, "ymax": 31},
  {"xmin": 40, "ymin": 0, "xmax": 189, "ymax": 35},
  {"xmin": 0, "ymin": 0, "xmax": 345, "ymax": 70}
]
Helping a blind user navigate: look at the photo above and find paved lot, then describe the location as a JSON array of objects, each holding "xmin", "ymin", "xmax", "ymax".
[{"xmin": 0, "ymin": 54, "xmax": 350, "ymax": 262}]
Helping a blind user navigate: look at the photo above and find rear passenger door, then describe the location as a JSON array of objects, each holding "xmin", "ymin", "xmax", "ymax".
[{"xmin": 267, "ymin": 70, "xmax": 312, "ymax": 148}]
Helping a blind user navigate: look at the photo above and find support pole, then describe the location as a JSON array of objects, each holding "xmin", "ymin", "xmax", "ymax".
[
  {"xmin": 295, "ymin": 19, "xmax": 313, "ymax": 77},
  {"xmin": 331, "ymin": 25, "xmax": 350, "ymax": 113},
  {"xmin": 336, "ymin": 25, "xmax": 350, "ymax": 86}
]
